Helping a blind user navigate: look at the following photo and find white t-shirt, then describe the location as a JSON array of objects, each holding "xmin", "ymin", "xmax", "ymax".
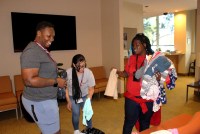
[{"xmin": 66, "ymin": 68, "xmax": 95, "ymax": 97}]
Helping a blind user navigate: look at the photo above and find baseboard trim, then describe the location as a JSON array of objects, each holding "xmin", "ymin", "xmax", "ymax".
[
  {"xmin": 118, "ymin": 93, "xmax": 124, "ymax": 98},
  {"xmin": 178, "ymin": 73, "xmax": 190, "ymax": 76}
]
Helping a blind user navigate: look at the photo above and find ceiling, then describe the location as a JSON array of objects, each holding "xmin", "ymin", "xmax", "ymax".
[{"xmin": 125, "ymin": 0, "xmax": 197, "ymax": 18}]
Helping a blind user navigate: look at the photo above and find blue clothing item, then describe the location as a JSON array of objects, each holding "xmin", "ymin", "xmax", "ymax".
[
  {"xmin": 82, "ymin": 98, "xmax": 93, "ymax": 126},
  {"xmin": 22, "ymin": 96, "xmax": 60, "ymax": 134},
  {"xmin": 70, "ymin": 96, "xmax": 92, "ymax": 130},
  {"xmin": 145, "ymin": 56, "xmax": 171, "ymax": 76},
  {"xmin": 166, "ymin": 70, "xmax": 177, "ymax": 90},
  {"xmin": 156, "ymin": 84, "xmax": 167, "ymax": 105},
  {"xmin": 155, "ymin": 68, "xmax": 177, "ymax": 105},
  {"xmin": 128, "ymin": 43, "xmax": 133, "ymax": 58}
]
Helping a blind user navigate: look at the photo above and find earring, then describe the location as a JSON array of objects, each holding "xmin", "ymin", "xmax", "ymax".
[{"xmin": 146, "ymin": 48, "xmax": 148, "ymax": 54}]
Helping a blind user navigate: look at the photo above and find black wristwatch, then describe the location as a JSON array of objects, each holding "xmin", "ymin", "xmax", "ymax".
[{"xmin": 53, "ymin": 78, "xmax": 58, "ymax": 87}]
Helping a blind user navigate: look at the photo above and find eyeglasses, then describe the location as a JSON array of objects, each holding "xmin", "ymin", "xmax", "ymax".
[
  {"xmin": 75, "ymin": 61, "xmax": 86, "ymax": 70},
  {"xmin": 76, "ymin": 65, "xmax": 85, "ymax": 69}
]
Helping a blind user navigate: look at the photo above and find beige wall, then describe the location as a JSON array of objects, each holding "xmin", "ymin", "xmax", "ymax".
[
  {"xmin": 101, "ymin": 0, "xmax": 122, "ymax": 72},
  {"xmin": 186, "ymin": 10, "xmax": 196, "ymax": 71},
  {"xmin": 1, "ymin": 0, "xmax": 196, "ymax": 94},
  {"xmin": 0, "ymin": 0, "xmax": 161, "ymax": 94},
  {"xmin": 124, "ymin": 28, "xmax": 137, "ymax": 50},
  {"xmin": 123, "ymin": 1, "xmax": 143, "ymax": 32},
  {"xmin": 120, "ymin": 1, "xmax": 143, "ymax": 93},
  {"xmin": 195, "ymin": 0, "xmax": 200, "ymax": 81},
  {"xmin": 174, "ymin": 12, "xmax": 187, "ymax": 74},
  {"xmin": 174, "ymin": 10, "xmax": 196, "ymax": 74},
  {"xmin": 0, "ymin": 0, "xmax": 103, "ymax": 80},
  {"xmin": 101, "ymin": 0, "xmax": 125, "ymax": 93}
]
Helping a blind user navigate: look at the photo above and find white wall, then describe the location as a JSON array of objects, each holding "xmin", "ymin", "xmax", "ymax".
[{"xmin": 0, "ymin": 0, "xmax": 102, "ymax": 81}]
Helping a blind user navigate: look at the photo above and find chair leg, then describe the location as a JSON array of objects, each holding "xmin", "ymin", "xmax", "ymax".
[
  {"xmin": 19, "ymin": 103, "xmax": 23, "ymax": 118},
  {"xmin": 98, "ymin": 92, "xmax": 100, "ymax": 99},
  {"xmin": 16, "ymin": 108, "xmax": 18, "ymax": 120},
  {"xmin": 188, "ymin": 68, "xmax": 190, "ymax": 76}
]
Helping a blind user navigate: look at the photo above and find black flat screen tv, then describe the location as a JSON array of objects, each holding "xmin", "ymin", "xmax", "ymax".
[{"xmin": 11, "ymin": 12, "xmax": 77, "ymax": 52}]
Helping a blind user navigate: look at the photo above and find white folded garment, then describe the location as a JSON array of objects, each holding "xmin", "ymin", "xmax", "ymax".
[{"xmin": 104, "ymin": 69, "xmax": 118, "ymax": 99}]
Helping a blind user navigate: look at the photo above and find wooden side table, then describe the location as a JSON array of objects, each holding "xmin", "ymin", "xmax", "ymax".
[
  {"xmin": 186, "ymin": 81, "xmax": 200, "ymax": 102},
  {"xmin": 165, "ymin": 53, "xmax": 184, "ymax": 74}
]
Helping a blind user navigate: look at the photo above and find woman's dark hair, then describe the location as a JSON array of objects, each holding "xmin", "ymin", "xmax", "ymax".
[
  {"xmin": 71, "ymin": 54, "xmax": 86, "ymax": 103},
  {"xmin": 36, "ymin": 21, "xmax": 54, "ymax": 32},
  {"xmin": 131, "ymin": 33, "xmax": 154, "ymax": 55}
]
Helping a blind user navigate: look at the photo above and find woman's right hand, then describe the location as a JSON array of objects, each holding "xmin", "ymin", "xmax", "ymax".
[
  {"xmin": 110, "ymin": 67, "xmax": 117, "ymax": 71},
  {"xmin": 116, "ymin": 70, "xmax": 128, "ymax": 78},
  {"xmin": 57, "ymin": 77, "xmax": 67, "ymax": 88},
  {"xmin": 155, "ymin": 71, "xmax": 161, "ymax": 81}
]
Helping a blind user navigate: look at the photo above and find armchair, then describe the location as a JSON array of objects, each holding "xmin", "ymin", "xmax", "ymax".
[
  {"xmin": 0, "ymin": 75, "xmax": 18, "ymax": 119},
  {"xmin": 188, "ymin": 59, "xmax": 196, "ymax": 76},
  {"xmin": 14, "ymin": 74, "xmax": 24, "ymax": 117}
]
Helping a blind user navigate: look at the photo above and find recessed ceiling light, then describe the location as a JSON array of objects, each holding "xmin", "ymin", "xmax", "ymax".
[{"xmin": 163, "ymin": 12, "xmax": 168, "ymax": 15}]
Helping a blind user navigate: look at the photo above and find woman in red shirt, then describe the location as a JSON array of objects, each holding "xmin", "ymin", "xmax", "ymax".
[{"xmin": 117, "ymin": 33, "xmax": 159, "ymax": 134}]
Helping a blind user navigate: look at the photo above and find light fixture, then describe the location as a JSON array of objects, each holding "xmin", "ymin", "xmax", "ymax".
[{"xmin": 163, "ymin": 12, "xmax": 168, "ymax": 15}]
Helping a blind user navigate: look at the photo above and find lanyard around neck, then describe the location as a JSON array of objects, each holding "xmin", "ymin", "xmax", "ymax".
[
  {"xmin": 79, "ymin": 71, "xmax": 84, "ymax": 87},
  {"xmin": 35, "ymin": 41, "xmax": 47, "ymax": 51},
  {"xmin": 135, "ymin": 55, "xmax": 145, "ymax": 70},
  {"xmin": 34, "ymin": 41, "xmax": 57, "ymax": 67}
]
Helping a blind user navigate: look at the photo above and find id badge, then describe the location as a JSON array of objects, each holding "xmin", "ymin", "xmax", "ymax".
[{"xmin": 77, "ymin": 98, "xmax": 83, "ymax": 103}]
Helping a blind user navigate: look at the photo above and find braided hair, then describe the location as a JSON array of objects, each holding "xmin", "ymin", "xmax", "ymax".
[
  {"xmin": 131, "ymin": 33, "xmax": 154, "ymax": 55},
  {"xmin": 71, "ymin": 54, "xmax": 85, "ymax": 103}
]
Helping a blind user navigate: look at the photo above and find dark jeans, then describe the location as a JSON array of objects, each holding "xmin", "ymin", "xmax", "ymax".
[{"xmin": 123, "ymin": 97, "xmax": 153, "ymax": 134}]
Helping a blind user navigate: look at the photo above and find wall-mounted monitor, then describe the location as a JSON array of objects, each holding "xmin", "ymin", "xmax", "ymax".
[{"xmin": 11, "ymin": 12, "xmax": 77, "ymax": 52}]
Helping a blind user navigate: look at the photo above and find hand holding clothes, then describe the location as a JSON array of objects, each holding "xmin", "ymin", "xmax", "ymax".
[{"xmin": 82, "ymin": 98, "xmax": 93, "ymax": 126}]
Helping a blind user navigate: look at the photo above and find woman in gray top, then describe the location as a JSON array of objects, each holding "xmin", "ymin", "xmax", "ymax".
[
  {"xmin": 20, "ymin": 21, "xmax": 66, "ymax": 134},
  {"xmin": 66, "ymin": 54, "xmax": 95, "ymax": 134}
]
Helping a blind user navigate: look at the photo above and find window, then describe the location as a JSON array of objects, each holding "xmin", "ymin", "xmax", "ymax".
[{"xmin": 144, "ymin": 14, "xmax": 174, "ymax": 52}]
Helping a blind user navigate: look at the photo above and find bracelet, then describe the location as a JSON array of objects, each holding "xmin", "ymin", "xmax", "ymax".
[{"xmin": 53, "ymin": 78, "xmax": 58, "ymax": 87}]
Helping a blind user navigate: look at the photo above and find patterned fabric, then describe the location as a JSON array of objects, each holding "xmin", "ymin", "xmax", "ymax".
[
  {"xmin": 140, "ymin": 52, "xmax": 171, "ymax": 101},
  {"xmin": 140, "ymin": 52, "xmax": 178, "ymax": 112},
  {"xmin": 156, "ymin": 68, "xmax": 177, "ymax": 104},
  {"xmin": 140, "ymin": 75, "xmax": 160, "ymax": 101},
  {"xmin": 166, "ymin": 68, "xmax": 177, "ymax": 90}
]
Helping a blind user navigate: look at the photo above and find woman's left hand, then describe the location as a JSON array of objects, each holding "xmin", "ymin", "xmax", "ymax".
[
  {"xmin": 155, "ymin": 71, "xmax": 161, "ymax": 81},
  {"xmin": 66, "ymin": 101, "xmax": 72, "ymax": 112}
]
